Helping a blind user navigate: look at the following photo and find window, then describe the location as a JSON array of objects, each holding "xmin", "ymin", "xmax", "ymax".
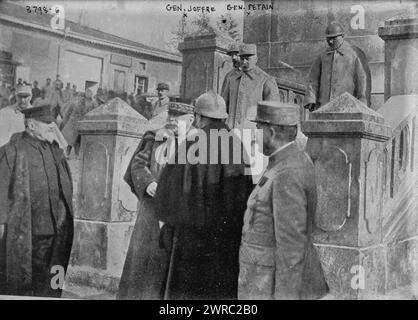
[
  {"xmin": 134, "ymin": 76, "xmax": 148, "ymax": 95},
  {"xmin": 140, "ymin": 62, "xmax": 146, "ymax": 71}
]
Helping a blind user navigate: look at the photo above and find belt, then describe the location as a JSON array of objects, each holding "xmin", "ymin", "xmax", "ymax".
[{"xmin": 242, "ymin": 231, "xmax": 275, "ymax": 247}]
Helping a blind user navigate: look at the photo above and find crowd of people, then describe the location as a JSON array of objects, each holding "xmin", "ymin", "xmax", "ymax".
[
  {"xmin": 0, "ymin": 21, "xmax": 372, "ymax": 300},
  {"xmin": 0, "ymin": 72, "xmax": 176, "ymax": 155}
]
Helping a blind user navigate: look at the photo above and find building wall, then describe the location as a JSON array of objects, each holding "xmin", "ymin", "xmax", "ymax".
[
  {"xmin": 0, "ymin": 23, "xmax": 182, "ymax": 95},
  {"xmin": 243, "ymin": 0, "xmax": 416, "ymax": 109}
]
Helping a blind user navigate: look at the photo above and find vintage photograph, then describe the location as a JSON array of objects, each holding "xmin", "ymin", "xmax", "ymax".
[{"xmin": 0, "ymin": 0, "xmax": 417, "ymax": 303}]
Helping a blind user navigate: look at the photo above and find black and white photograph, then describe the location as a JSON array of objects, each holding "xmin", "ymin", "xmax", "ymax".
[{"xmin": 0, "ymin": 0, "xmax": 417, "ymax": 308}]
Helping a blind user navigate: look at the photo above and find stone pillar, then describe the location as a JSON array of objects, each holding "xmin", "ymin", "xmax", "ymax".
[
  {"xmin": 66, "ymin": 98, "xmax": 148, "ymax": 295},
  {"xmin": 302, "ymin": 93, "xmax": 392, "ymax": 299},
  {"xmin": 178, "ymin": 33, "xmax": 234, "ymax": 101},
  {"xmin": 378, "ymin": 12, "xmax": 418, "ymax": 101}
]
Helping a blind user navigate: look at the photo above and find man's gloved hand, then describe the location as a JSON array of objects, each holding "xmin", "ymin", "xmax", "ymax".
[
  {"xmin": 159, "ymin": 223, "xmax": 174, "ymax": 250},
  {"xmin": 304, "ymin": 103, "xmax": 317, "ymax": 112},
  {"xmin": 146, "ymin": 181, "xmax": 157, "ymax": 197}
]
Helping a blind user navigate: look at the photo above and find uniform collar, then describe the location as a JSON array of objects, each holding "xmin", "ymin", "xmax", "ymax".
[
  {"xmin": 326, "ymin": 40, "xmax": 348, "ymax": 56},
  {"xmin": 236, "ymin": 66, "xmax": 260, "ymax": 80},
  {"xmin": 267, "ymin": 142, "xmax": 297, "ymax": 169}
]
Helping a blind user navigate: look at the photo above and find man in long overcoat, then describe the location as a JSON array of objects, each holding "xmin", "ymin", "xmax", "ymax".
[
  {"xmin": 220, "ymin": 42, "xmax": 241, "ymax": 100},
  {"xmin": 303, "ymin": 21, "xmax": 371, "ymax": 111},
  {"xmin": 238, "ymin": 101, "xmax": 328, "ymax": 300},
  {"xmin": 221, "ymin": 44, "xmax": 280, "ymax": 130},
  {"xmin": 117, "ymin": 102, "xmax": 196, "ymax": 300},
  {"xmin": 154, "ymin": 91, "xmax": 253, "ymax": 300},
  {"xmin": 0, "ymin": 105, "xmax": 74, "ymax": 297}
]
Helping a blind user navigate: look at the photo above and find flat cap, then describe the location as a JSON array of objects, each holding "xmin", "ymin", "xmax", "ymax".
[
  {"xmin": 251, "ymin": 101, "xmax": 299, "ymax": 126},
  {"xmin": 168, "ymin": 102, "xmax": 194, "ymax": 116},
  {"xmin": 16, "ymin": 85, "xmax": 32, "ymax": 96},
  {"xmin": 239, "ymin": 43, "xmax": 257, "ymax": 56},
  {"xmin": 21, "ymin": 105, "xmax": 55, "ymax": 123},
  {"xmin": 157, "ymin": 82, "xmax": 170, "ymax": 91}
]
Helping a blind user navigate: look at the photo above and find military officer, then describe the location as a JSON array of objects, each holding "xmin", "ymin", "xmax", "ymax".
[
  {"xmin": 238, "ymin": 101, "xmax": 328, "ymax": 300},
  {"xmin": 220, "ymin": 42, "xmax": 241, "ymax": 100},
  {"xmin": 303, "ymin": 21, "xmax": 371, "ymax": 112},
  {"xmin": 222, "ymin": 43, "xmax": 280, "ymax": 130}
]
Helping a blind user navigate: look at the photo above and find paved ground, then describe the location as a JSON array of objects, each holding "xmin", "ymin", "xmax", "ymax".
[{"xmin": 61, "ymin": 284, "xmax": 416, "ymax": 300}]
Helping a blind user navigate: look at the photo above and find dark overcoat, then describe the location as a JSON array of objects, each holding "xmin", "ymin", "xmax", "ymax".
[
  {"xmin": 0, "ymin": 132, "xmax": 73, "ymax": 296},
  {"xmin": 117, "ymin": 130, "xmax": 172, "ymax": 300},
  {"xmin": 155, "ymin": 121, "xmax": 254, "ymax": 300}
]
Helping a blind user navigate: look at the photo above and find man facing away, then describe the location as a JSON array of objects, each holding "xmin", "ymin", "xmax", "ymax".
[
  {"xmin": 154, "ymin": 91, "xmax": 253, "ymax": 300},
  {"xmin": 117, "ymin": 102, "xmax": 196, "ymax": 300},
  {"xmin": 238, "ymin": 101, "xmax": 328, "ymax": 300},
  {"xmin": 303, "ymin": 21, "xmax": 371, "ymax": 112},
  {"xmin": 0, "ymin": 105, "xmax": 74, "ymax": 297}
]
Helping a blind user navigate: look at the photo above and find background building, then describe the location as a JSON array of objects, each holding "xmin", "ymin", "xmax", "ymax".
[{"xmin": 0, "ymin": 1, "xmax": 182, "ymax": 95}]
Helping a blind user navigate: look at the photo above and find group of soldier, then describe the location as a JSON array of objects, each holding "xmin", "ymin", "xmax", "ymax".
[{"xmin": 0, "ymin": 21, "xmax": 370, "ymax": 299}]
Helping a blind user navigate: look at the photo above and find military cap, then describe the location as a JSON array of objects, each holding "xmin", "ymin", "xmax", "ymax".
[
  {"xmin": 325, "ymin": 21, "xmax": 345, "ymax": 38},
  {"xmin": 239, "ymin": 43, "xmax": 257, "ymax": 56},
  {"xmin": 156, "ymin": 82, "xmax": 170, "ymax": 91},
  {"xmin": 21, "ymin": 105, "xmax": 54, "ymax": 123},
  {"xmin": 251, "ymin": 101, "xmax": 299, "ymax": 126},
  {"xmin": 16, "ymin": 85, "xmax": 32, "ymax": 97},
  {"xmin": 195, "ymin": 91, "xmax": 228, "ymax": 119},
  {"xmin": 227, "ymin": 42, "xmax": 240, "ymax": 55},
  {"xmin": 168, "ymin": 101, "xmax": 194, "ymax": 116}
]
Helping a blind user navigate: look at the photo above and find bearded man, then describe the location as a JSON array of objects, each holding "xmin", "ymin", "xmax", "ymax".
[
  {"xmin": 117, "ymin": 102, "xmax": 195, "ymax": 300},
  {"xmin": 0, "ymin": 105, "xmax": 73, "ymax": 297}
]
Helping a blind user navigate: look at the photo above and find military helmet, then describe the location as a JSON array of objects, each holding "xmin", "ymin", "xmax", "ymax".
[
  {"xmin": 325, "ymin": 21, "xmax": 345, "ymax": 38},
  {"xmin": 194, "ymin": 90, "xmax": 228, "ymax": 119}
]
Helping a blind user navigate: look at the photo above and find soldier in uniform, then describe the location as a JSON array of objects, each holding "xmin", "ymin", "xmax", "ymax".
[
  {"xmin": 303, "ymin": 21, "xmax": 371, "ymax": 112},
  {"xmin": 0, "ymin": 85, "xmax": 32, "ymax": 147},
  {"xmin": 117, "ymin": 102, "xmax": 196, "ymax": 300},
  {"xmin": 238, "ymin": 101, "xmax": 328, "ymax": 300},
  {"xmin": 149, "ymin": 83, "xmax": 170, "ymax": 121},
  {"xmin": 220, "ymin": 42, "xmax": 241, "ymax": 100},
  {"xmin": 0, "ymin": 105, "xmax": 74, "ymax": 297},
  {"xmin": 222, "ymin": 44, "xmax": 280, "ymax": 130}
]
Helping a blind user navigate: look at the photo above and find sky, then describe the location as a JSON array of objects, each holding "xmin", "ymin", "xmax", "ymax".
[{"xmin": 15, "ymin": 0, "xmax": 245, "ymax": 51}]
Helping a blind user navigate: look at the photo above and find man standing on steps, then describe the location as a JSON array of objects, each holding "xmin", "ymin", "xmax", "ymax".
[
  {"xmin": 222, "ymin": 43, "xmax": 280, "ymax": 130},
  {"xmin": 303, "ymin": 21, "xmax": 371, "ymax": 112},
  {"xmin": 221, "ymin": 42, "xmax": 241, "ymax": 101}
]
